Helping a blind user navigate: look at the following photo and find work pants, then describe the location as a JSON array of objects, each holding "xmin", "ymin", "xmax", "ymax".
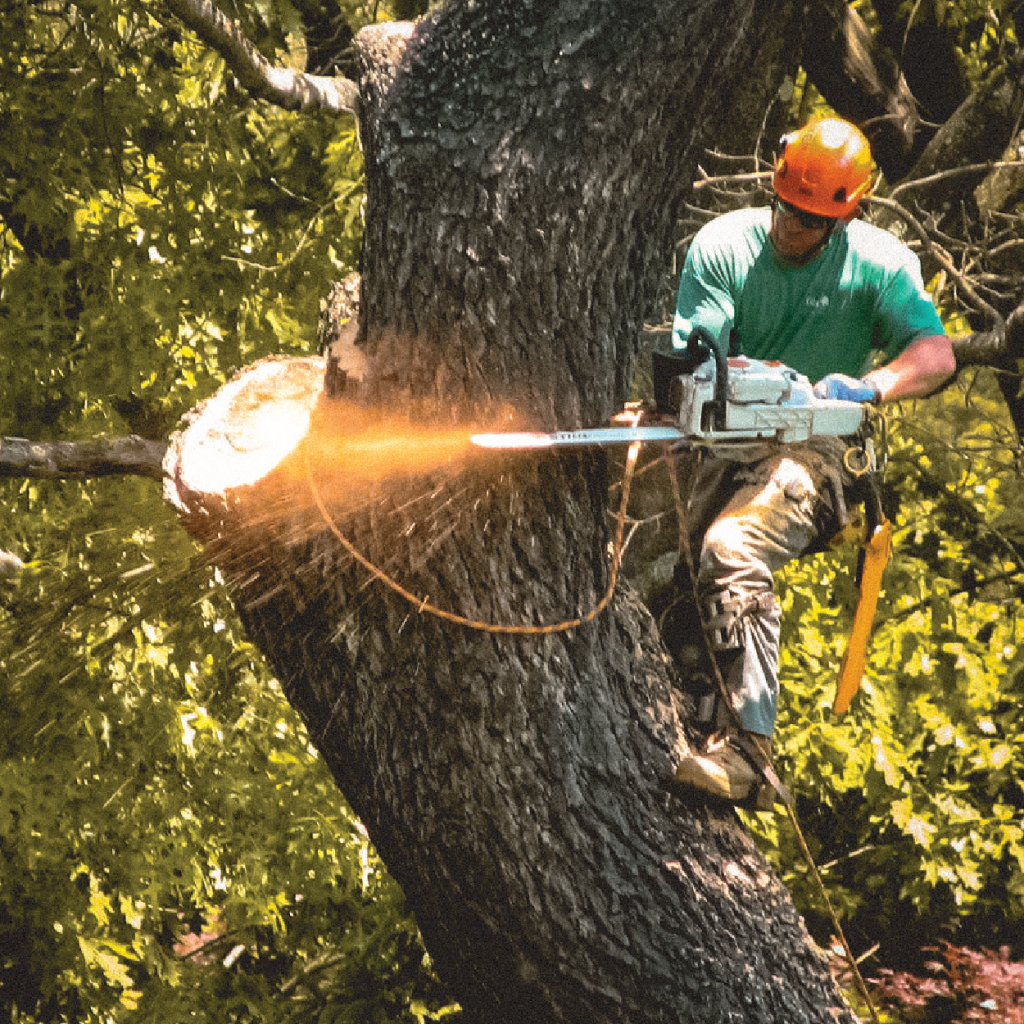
[{"xmin": 675, "ymin": 438, "xmax": 850, "ymax": 737}]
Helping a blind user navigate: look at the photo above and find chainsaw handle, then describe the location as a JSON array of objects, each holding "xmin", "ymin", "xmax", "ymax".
[
  {"xmin": 685, "ymin": 326, "xmax": 729, "ymax": 430},
  {"xmin": 654, "ymin": 326, "xmax": 729, "ymax": 426}
]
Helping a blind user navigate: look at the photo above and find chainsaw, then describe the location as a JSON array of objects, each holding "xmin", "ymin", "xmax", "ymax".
[{"xmin": 471, "ymin": 327, "xmax": 868, "ymax": 450}]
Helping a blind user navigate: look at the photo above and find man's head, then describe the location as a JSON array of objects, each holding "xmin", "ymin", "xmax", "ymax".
[{"xmin": 769, "ymin": 117, "xmax": 873, "ymax": 264}]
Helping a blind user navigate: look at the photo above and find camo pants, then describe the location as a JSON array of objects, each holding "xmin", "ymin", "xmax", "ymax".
[{"xmin": 669, "ymin": 438, "xmax": 850, "ymax": 737}]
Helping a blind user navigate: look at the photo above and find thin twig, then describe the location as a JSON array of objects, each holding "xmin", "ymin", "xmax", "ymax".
[{"xmin": 692, "ymin": 170, "xmax": 773, "ymax": 190}]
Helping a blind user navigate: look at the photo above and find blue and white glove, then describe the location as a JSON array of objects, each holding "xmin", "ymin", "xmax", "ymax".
[{"xmin": 813, "ymin": 373, "xmax": 880, "ymax": 404}]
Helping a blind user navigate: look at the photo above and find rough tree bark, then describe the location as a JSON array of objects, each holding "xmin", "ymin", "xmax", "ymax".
[{"xmin": 167, "ymin": 1, "xmax": 865, "ymax": 1022}]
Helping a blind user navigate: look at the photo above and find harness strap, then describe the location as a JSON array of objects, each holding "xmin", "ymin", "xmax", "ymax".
[{"xmin": 703, "ymin": 589, "xmax": 777, "ymax": 652}]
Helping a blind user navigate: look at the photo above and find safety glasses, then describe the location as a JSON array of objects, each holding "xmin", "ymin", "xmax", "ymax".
[{"xmin": 772, "ymin": 197, "xmax": 833, "ymax": 231}]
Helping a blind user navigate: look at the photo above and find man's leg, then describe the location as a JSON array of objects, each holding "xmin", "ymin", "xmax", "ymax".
[
  {"xmin": 674, "ymin": 452, "xmax": 828, "ymax": 805},
  {"xmin": 657, "ymin": 454, "xmax": 737, "ymax": 674}
]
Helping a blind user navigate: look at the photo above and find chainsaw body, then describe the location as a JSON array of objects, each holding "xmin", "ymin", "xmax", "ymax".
[{"xmin": 669, "ymin": 352, "xmax": 866, "ymax": 445}]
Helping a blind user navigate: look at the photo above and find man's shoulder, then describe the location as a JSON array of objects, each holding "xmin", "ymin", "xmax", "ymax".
[
  {"xmin": 692, "ymin": 206, "xmax": 770, "ymax": 258},
  {"xmin": 844, "ymin": 218, "xmax": 918, "ymax": 270},
  {"xmin": 702, "ymin": 206, "xmax": 771, "ymax": 237}
]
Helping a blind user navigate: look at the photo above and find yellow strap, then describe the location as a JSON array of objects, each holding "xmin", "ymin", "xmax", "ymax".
[{"xmin": 833, "ymin": 517, "xmax": 893, "ymax": 715}]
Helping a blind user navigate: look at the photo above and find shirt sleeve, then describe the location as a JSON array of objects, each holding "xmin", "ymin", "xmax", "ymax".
[
  {"xmin": 872, "ymin": 251, "xmax": 947, "ymax": 360},
  {"xmin": 671, "ymin": 229, "xmax": 736, "ymax": 350}
]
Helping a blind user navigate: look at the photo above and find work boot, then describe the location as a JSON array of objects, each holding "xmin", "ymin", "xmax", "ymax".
[{"xmin": 675, "ymin": 730, "xmax": 776, "ymax": 811}]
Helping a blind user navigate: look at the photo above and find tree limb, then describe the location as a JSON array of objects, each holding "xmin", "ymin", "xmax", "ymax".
[
  {"xmin": 0, "ymin": 436, "xmax": 167, "ymax": 480},
  {"xmin": 888, "ymin": 160, "xmax": 1024, "ymax": 202},
  {"xmin": 163, "ymin": 0, "xmax": 360, "ymax": 115},
  {"xmin": 953, "ymin": 299, "xmax": 1024, "ymax": 368},
  {"xmin": 900, "ymin": 50, "xmax": 1024, "ymax": 210}
]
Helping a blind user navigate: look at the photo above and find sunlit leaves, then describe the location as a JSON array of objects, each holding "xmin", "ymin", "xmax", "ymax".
[
  {"xmin": 0, "ymin": 0, "xmax": 367, "ymax": 442},
  {"xmin": 1, "ymin": 480, "xmax": 445, "ymax": 1021}
]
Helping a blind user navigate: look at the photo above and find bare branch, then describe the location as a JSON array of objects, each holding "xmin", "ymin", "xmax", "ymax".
[
  {"xmin": 0, "ymin": 436, "xmax": 167, "ymax": 480},
  {"xmin": 888, "ymin": 160, "xmax": 1024, "ymax": 201},
  {"xmin": 163, "ymin": 0, "xmax": 360, "ymax": 116},
  {"xmin": 692, "ymin": 170, "xmax": 772, "ymax": 190}
]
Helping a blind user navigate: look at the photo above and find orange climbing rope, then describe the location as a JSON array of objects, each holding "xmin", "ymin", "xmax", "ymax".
[{"xmin": 305, "ymin": 439, "xmax": 642, "ymax": 635}]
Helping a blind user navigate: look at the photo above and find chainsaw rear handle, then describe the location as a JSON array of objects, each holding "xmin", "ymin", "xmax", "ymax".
[{"xmin": 653, "ymin": 326, "xmax": 729, "ymax": 428}]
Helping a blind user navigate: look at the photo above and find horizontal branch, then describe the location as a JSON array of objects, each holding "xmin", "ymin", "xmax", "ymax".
[
  {"xmin": 692, "ymin": 169, "xmax": 772, "ymax": 190},
  {"xmin": 888, "ymin": 160, "xmax": 1024, "ymax": 201},
  {"xmin": 0, "ymin": 436, "xmax": 167, "ymax": 480},
  {"xmin": 163, "ymin": 0, "xmax": 360, "ymax": 115},
  {"xmin": 953, "ymin": 299, "xmax": 1024, "ymax": 368}
]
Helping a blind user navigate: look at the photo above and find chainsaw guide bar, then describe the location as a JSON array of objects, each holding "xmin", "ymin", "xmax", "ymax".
[{"xmin": 470, "ymin": 426, "xmax": 685, "ymax": 449}]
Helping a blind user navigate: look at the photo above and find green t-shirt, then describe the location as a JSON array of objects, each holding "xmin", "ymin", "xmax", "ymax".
[{"xmin": 672, "ymin": 207, "xmax": 945, "ymax": 382}]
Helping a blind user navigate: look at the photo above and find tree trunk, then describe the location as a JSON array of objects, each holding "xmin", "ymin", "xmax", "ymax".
[
  {"xmin": 167, "ymin": 2, "xmax": 862, "ymax": 1021},
  {"xmin": 167, "ymin": 357, "xmax": 856, "ymax": 1024}
]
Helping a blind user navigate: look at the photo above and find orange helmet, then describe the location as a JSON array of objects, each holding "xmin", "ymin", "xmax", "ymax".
[{"xmin": 772, "ymin": 118, "xmax": 873, "ymax": 220}]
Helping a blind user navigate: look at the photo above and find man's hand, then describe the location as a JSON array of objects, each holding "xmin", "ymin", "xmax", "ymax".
[{"xmin": 813, "ymin": 373, "xmax": 880, "ymax": 403}]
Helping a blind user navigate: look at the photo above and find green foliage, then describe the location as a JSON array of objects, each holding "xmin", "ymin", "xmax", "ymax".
[
  {"xmin": 857, "ymin": 0, "xmax": 1020, "ymax": 87},
  {"xmin": 912, "ymin": 0, "xmax": 1020, "ymax": 81},
  {"xmin": 3, "ymin": 0, "xmax": 1024, "ymax": 1017},
  {"xmin": 0, "ymin": 1, "xmax": 455, "ymax": 1021},
  {"xmin": 0, "ymin": 0, "xmax": 365, "ymax": 441},
  {"xmin": 0, "ymin": 484, "xmax": 450, "ymax": 1022},
  {"xmin": 750, "ymin": 369, "xmax": 1024, "ymax": 961}
]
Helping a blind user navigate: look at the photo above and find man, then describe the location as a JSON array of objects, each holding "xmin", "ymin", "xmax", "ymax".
[{"xmin": 667, "ymin": 116, "xmax": 955, "ymax": 808}]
